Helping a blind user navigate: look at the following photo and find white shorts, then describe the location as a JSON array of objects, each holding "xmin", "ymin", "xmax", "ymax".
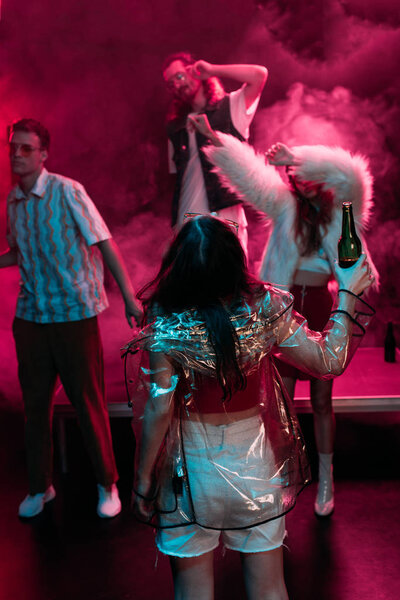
[
  {"xmin": 156, "ymin": 516, "xmax": 286, "ymax": 558},
  {"xmin": 156, "ymin": 416, "xmax": 286, "ymax": 557}
]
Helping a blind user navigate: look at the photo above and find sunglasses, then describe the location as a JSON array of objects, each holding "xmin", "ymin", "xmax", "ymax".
[
  {"xmin": 183, "ymin": 212, "xmax": 239, "ymax": 235},
  {"xmin": 165, "ymin": 71, "xmax": 187, "ymax": 91},
  {"xmin": 8, "ymin": 143, "xmax": 42, "ymax": 157}
]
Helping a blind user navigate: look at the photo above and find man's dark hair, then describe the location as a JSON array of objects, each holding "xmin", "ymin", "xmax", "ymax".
[
  {"xmin": 9, "ymin": 118, "xmax": 50, "ymax": 150},
  {"xmin": 162, "ymin": 51, "xmax": 195, "ymax": 73}
]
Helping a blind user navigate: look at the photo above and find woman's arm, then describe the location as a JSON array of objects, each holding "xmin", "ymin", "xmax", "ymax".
[
  {"xmin": 273, "ymin": 255, "xmax": 375, "ymax": 377},
  {"xmin": 265, "ymin": 142, "xmax": 301, "ymax": 167},
  {"xmin": 289, "ymin": 145, "xmax": 373, "ymax": 228},
  {"xmin": 188, "ymin": 114, "xmax": 292, "ymax": 220},
  {"xmin": 134, "ymin": 352, "xmax": 178, "ymax": 499}
]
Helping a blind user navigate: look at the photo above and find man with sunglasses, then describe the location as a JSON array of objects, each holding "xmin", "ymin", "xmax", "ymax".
[
  {"xmin": 0, "ymin": 118, "xmax": 142, "ymax": 519},
  {"xmin": 162, "ymin": 53, "xmax": 267, "ymax": 252}
]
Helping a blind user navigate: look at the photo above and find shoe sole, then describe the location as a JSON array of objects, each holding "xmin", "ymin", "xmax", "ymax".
[
  {"xmin": 314, "ymin": 507, "xmax": 334, "ymax": 519},
  {"xmin": 97, "ymin": 506, "xmax": 122, "ymax": 519},
  {"xmin": 19, "ymin": 507, "xmax": 44, "ymax": 518}
]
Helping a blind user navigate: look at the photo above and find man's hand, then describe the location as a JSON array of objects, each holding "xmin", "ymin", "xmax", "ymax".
[
  {"xmin": 187, "ymin": 114, "xmax": 222, "ymax": 146},
  {"xmin": 125, "ymin": 299, "xmax": 143, "ymax": 328},
  {"xmin": 97, "ymin": 239, "xmax": 143, "ymax": 327},
  {"xmin": 187, "ymin": 113, "xmax": 213, "ymax": 137},
  {"xmin": 266, "ymin": 143, "xmax": 297, "ymax": 166},
  {"xmin": 188, "ymin": 60, "xmax": 214, "ymax": 80}
]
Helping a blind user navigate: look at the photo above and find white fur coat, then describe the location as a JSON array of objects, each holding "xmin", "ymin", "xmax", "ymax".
[{"xmin": 203, "ymin": 134, "xmax": 379, "ymax": 290}]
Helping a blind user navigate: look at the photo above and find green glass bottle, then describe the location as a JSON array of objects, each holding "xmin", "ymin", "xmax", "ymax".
[{"xmin": 338, "ymin": 202, "xmax": 362, "ymax": 268}]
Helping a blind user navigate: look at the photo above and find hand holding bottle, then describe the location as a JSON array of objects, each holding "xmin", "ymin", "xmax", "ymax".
[{"xmin": 333, "ymin": 254, "xmax": 374, "ymax": 296}]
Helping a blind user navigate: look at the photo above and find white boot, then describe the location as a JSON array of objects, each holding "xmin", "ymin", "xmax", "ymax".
[
  {"xmin": 97, "ymin": 483, "xmax": 121, "ymax": 518},
  {"xmin": 314, "ymin": 452, "xmax": 334, "ymax": 517}
]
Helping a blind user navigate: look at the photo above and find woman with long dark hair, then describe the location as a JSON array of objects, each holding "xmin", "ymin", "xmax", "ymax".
[
  {"xmin": 123, "ymin": 215, "xmax": 374, "ymax": 600},
  {"xmin": 189, "ymin": 115, "xmax": 379, "ymax": 518}
]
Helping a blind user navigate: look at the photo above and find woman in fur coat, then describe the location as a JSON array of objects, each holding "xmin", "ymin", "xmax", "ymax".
[{"xmin": 188, "ymin": 113, "xmax": 379, "ymax": 518}]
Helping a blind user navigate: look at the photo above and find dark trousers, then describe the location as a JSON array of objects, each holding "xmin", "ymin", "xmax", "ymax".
[{"xmin": 12, "ymin": 316, "xmax": 118, "ymax": 494}]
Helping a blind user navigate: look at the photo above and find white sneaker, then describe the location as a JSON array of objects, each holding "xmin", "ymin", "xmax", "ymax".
[
  {"xmin": 97, "ymin": 484, "xmax": 121, "ymax": 518},
  {"xmin": 18, "ymin": 485, "xmax": 56, "ymax": 518}
]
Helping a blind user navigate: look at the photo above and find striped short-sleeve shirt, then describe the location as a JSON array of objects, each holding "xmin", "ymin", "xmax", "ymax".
[{"xmin": 7, "ymin": 168, "xmax": 111, "ymax": 323}]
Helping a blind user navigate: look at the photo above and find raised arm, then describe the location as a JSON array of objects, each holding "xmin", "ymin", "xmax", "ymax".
[
  {"xmin": 189, "ymin": 60, "xmax": 268, "ymax": 109},
  {"xmin": 273, "ymin": 255, "xmax": 375, "ymax": 377},
  {"xmin": 266, "ymin": 142, "xmax": 301, "ymax": 167},
  {"xmin": 288, "ymin": 144, "xmax": 373, "ymax": 228},
  {"xmin": 266, "ymin": 142, "xmax": 379, "ymax": 288},
  {"xmin": 197, "ymin": 126, "xmax": 292, "ymax": 220}
]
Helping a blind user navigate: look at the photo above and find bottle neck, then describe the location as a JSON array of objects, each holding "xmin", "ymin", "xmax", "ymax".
[{"xmin": 342, "ymin": 205, "xmax": 357, "ymax": 238}]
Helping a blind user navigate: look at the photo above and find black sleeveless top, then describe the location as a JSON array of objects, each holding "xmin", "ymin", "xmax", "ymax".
[{"xmin": 167, "ymin": 95, "xmax": 245, "ymax": 226}]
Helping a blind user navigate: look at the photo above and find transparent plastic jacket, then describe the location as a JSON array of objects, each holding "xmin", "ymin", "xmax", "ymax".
[{"xmin": 122, "ymin": 285, "xmax": 374, "ymax": 530}]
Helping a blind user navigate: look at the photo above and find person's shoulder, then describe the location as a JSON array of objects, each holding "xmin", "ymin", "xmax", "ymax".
[
  {"xmin": 229, "ymin": 85, "xmax": 245, "ymax": 97},
  {"xmin": 228, "ymin": 85, "xmax": 247, "ymax": 106},
  {"xmin": 228, "ymin": 285, "xmax": 293, "ymax": 333},
  {"xmin": 46, "ymin": 172, "xmax": 87, "ymax": 197},
  {"xmin": 6, "ymin": 184, "xmax": 19, "ymax": 203},
  {"xmin": 255, "ymin": 283, "xmax": 294, "ymax": 321},
  {"xmin": 213, "ymin": 93, "xmax": 230, "ymax": 107},
  {"xmin": 47, "ymin": 171, "xmax": 82, "ymax": 186},
  {"xmin": 229, "ymin": 284, "xmax": 267, "ymax": 317}
]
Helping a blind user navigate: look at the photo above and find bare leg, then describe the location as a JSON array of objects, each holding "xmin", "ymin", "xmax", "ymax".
[
  {"xmin": 169, "ymin": 551, "xmax": 214, "ymax": 600},
  {"xmin": 310, "ymin": 378, "xmax": 335, "ymax": 516},
  {"xmin": 241, "ymin": 547, "xmax": 289, "ymax": 600},
  {"xmin": 309, "ymin": 378, "xmax": 335, "ymax": 453}
]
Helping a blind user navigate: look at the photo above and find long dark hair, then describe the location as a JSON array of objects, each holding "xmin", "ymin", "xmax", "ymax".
[
  {"xmin": 139, "ymin": 216, "xmax": 263, "ymax": 400},
  {"xmin": 289, "ymin": 175, "xmax": 334, "ymax": 256}
]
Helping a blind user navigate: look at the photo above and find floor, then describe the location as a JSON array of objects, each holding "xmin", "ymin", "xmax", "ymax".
[{"xmin": 0, "ymin": 407, "xmax": 399, "ymax": 600}]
